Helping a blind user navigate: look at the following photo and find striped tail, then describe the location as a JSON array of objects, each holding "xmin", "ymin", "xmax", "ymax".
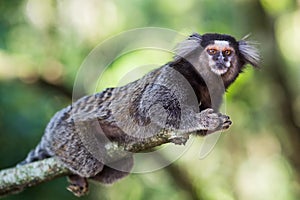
[{"xmin": 18, "ymin": 140, "xmax": 51, "ymax": 166}]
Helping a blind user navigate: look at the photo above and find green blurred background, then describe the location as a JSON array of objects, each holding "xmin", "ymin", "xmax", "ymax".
[{"xmin": 0, "ymin": 0, "xmax": 300, "ymax": 199}]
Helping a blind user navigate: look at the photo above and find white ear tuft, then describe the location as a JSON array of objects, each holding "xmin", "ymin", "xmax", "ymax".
[
  {"xmin": 174, "ymin": 33, "xmax": 202, "ymax": 60},
  {"xmin": 238, "ymin": 39, "xmax": 260, "ymax": 67}
]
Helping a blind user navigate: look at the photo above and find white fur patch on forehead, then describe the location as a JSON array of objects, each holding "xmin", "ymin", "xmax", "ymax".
[{"xmin": 213, "ymin": 40, "xmax": 230, "ymax": 47}]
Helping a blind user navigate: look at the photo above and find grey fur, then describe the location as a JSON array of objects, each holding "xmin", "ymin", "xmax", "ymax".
[
  {"xmin": 238, "ymin": 40, "xmax": 260, "ymax": 67},
  {"xmin": 174, "ymin": 33, "xmax": 202, "ymax": 60},
  {"xmin": 19, "ymin": 32, "xmax": 260, "ymax": 194}
]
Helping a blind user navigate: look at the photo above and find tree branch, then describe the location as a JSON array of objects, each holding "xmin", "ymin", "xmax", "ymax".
[
  {"xmin": 0, "ymin": 157, "xmax": 70, "ymax": 197},
  {"xmin": 0, "ymin": 131, "xmax": 188, "ymax": 198}
]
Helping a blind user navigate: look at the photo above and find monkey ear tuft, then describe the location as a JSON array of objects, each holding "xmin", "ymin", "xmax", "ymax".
[
  {"xmin": 174, "ymin": 33, "xmax": 202, "ymax": 60},
  {"xmin": 238, "ymin": 39, "xmax": 261, "ymax": 68}
]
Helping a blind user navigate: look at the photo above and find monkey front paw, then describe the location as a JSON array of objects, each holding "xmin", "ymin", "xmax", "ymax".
[
  {"xmin": 199, "ymin": 108, "xmax": 232, "ymax": 131},
  {"xmin": 215, "ymin": 112, "xmax": 232, "ymax": 131}
]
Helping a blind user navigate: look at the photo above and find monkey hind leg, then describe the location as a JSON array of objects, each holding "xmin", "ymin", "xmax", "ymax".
[
  {"xmin": 18, "ymin": 142, "xmax": 51, "ymax": 166},
  {"xmin": 67, "ymin": 175, "xmax": 89, "ymax": 197},
  {"xmin": 90, "ymin": 156, "xmax": 133, "ymax": 184}
]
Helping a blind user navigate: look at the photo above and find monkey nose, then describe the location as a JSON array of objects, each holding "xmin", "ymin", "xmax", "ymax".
[
  {"xmin": 218, "ymin": 56, "xmax": 224, "ymax": 62},
  {"xmin": 216, "ymin": 62, "xmax": 226, "ymax": 69},
  {"xmin": 217, "ymin": 58, "xmax": 226, "ymax": 67}
]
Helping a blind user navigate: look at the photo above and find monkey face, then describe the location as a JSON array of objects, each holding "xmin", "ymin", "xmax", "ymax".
[
  {"xmin": 174, "ymin": 33, "xmax": 260, "ymax": 78},
  {"xmin": 205, "ymin": 40, "xmax": 236, "ymax": 75}
]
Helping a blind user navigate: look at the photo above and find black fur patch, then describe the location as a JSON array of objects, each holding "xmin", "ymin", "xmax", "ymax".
[
  {"xmin": 200, "ymin": 33, "xmax": 239, "ymax": 51},
  {"xmin": 169, "ymin": 57, "xmax": 226, "ymax": 111}
]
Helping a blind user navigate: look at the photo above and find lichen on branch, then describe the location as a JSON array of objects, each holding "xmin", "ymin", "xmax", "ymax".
[{"xmin": 0, "ymin": 131, "xmax": 186, "ymax": 197}]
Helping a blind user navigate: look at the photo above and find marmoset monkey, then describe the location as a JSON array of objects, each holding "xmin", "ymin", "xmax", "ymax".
[{"xmin": 19, "ymin": 33, "xmax": 260, "ymax": 196}]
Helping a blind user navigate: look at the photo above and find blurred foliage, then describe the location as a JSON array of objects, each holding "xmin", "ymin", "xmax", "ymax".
[{"xmin": 0, "ymin": 0, "xmax": 300, "ymax": 200}]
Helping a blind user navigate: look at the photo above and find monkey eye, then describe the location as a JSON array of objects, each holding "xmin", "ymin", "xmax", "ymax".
[
  {"xmin": 207, "ymin": 49, "xmax": 218, "ymax": 55},
  {"xmin": 224, "ymin": 50, "xmax": 232, "ymax": 56}
]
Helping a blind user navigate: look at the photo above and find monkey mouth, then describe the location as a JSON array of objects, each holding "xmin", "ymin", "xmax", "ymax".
[{"xmin": 211, "ymin": 64, "xmax": 228, "ymax": 75}]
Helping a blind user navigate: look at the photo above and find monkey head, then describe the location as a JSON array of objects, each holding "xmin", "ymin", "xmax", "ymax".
[{"xmin": 175, "ymin": 33, "xmax": 260, "ymax": 85}]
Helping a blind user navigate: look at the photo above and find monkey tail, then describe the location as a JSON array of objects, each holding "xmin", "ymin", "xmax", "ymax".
[{"xmin": 18, "ymin": 139, "xmax": 51, "ymax": 166}]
